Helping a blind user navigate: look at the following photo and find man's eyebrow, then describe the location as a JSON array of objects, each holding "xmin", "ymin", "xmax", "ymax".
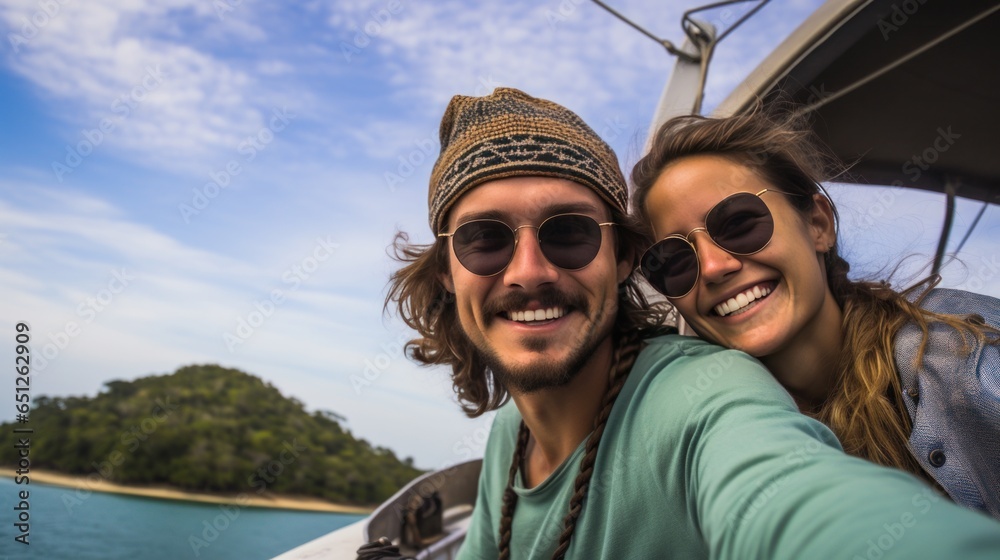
[
  {"xmin": 452, "ymin": 202, "xmax": 606, "ymax": 226},
  {"xmin": 453, "ymin": 209, "xmax": 507, "ymax": 224},
  {"xmin": 544, "ymin": 202, "xmax": 605, "ymax": 217}
]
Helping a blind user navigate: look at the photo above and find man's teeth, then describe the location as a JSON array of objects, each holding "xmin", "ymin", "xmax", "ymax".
[
  {"xmin": 506, "ymin": 307, "xmax": 565, "ymax": 322},
  {"xmin": 714, "ymin": 286, "xmax": 772, "ymax": 317}
]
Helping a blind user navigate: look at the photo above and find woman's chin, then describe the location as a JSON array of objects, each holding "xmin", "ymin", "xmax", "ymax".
[{"xmin": 692, "ymin": 325, "xmax": 783, "ymax": 358}]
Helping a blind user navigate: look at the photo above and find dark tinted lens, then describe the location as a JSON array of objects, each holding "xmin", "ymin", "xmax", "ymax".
[
  {"xmin": 452, "ymin": 220, "xmax": 514, "ymax": 276},
  {"xmin": 706, "ymin": 193, "xmax": 774, "ymax": 254},
  {"xmin": 640, "ymin": 238, "xmax": 698, "ymax": 297},
  {"xmin": 538, "ymin": 215, "xmax": 603, "ymax": 269}
]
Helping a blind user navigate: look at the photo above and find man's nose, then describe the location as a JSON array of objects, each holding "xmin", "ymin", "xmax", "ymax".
[{"xmin": 502, "ymin": 228, "xmax": 560, "ymax": 289}]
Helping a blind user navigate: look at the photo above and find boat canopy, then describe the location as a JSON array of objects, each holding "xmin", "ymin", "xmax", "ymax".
[{"xmin": 715, "ymin": 0, "xmax": 1000, "ymax": 204}]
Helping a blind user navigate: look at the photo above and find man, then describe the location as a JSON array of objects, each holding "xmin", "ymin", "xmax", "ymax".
[{"xmin": 386, "ymin": 87, "xmax": 1000, "ymax": 559}]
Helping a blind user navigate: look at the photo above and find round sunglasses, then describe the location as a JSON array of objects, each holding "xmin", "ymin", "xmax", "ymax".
[
  {"xmin": 640, "ymin": 189, "xmax": 788, "ymax": 298},
  {"xmin": 439, "ymin": 213, "xmax": 616, "ymax": 277}
]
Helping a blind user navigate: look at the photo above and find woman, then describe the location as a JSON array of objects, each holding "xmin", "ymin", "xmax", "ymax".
[{"xmin": 630, "ymin": 106, "xmax": 1000, "ymax": 519}]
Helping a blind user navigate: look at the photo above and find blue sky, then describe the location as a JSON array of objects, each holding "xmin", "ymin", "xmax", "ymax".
[{"xmin": 2, "ymin": 0, "xmax": 997, "ymax": 471}]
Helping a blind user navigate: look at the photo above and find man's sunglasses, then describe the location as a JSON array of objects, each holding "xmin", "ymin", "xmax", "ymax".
[
  {"xmin": 439, "ymin": 213, "xmax": 616, "ymax": 277},
  {"xmin": 640, "ymin": 189, "xmax": 787, "ymax": 298}
]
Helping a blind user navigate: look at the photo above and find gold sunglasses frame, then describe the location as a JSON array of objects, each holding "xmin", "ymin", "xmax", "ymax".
[
  {"xmin": 439, "ymin": 213, "xmax": 616, "ymax": 277},
  {"xmin": 639, "ymin": 189, "xmax": 788, "ymax": 299}
]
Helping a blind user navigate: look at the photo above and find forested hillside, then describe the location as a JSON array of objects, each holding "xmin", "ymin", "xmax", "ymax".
[{"xmin": 0, "ymin": 364, "xmax": 421, "ymax": 505}]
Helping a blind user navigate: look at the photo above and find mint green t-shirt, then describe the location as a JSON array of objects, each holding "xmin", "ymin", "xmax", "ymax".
[{"xmin": 458, "ymin": 335, "xmax": 1000, "ymax": 559}]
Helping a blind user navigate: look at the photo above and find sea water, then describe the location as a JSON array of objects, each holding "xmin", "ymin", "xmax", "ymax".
[{"xmin": 0, "ymin": 477, "xmax": 364, "ymax": 559}]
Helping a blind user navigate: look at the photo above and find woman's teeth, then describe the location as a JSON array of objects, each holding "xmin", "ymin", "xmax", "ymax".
[
  {"xmin": 506, "ymin": 307, "xmax": 565, "ymax": 322},
  {"xmin": 714, "ymin": 286, "xmax": 772, "ymax": 317}
]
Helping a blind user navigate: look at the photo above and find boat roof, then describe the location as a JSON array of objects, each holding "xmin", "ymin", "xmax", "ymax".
[{"xmin": 715, "ymin": 0, "xmax": 1000, "ymax": 203}]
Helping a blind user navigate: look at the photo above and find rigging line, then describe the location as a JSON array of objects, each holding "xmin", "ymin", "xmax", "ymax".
[
  {"xmin": 681, "ymin": 0, "xmax": 769, "ymax": 114},
  {"xmin": 590, "ymin": 0, "xmax": 700, "ymax": 62},
  {"xmin": 716, "ymin": 0, "xmax": 770, "ymax": 43},
  {"xmin": 940, "ymin": 200, "xmax": 992, "ymax": 270},
  {"xmin": 794, "ymin": 3, "xmax": 1000, "ymax": 116},
  {"xmin": 931, "ymin": 180, "xmax": 958, "ymax": 276},
  {"xmin": 682, "ymin": 0, "xmax": 771, "ymax": 44}
]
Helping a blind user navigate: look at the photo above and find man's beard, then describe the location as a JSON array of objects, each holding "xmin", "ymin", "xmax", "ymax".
[{"xmin": 471, "ymin": 286, "xmax": 614, "ymax": 394}]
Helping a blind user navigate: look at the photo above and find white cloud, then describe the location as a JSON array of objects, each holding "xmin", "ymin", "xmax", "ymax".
[
  {"xmin": 6, "ymin": 0, "xmax": 996, "ymax": 473},
  {"xmin": 324, "ymin": 0, "xmax": 809, "ymax": 162},
  {"xmin": 0, "ymin": 180, "xmax": 484, "ymax": 466},
  {"xmin": 1, "ymin": 0, "xmax": 278, "ymax": 172},
  {"xmin": 257, "ymin": 59, "xmax": 296, "ymax": 75},
  {"xmin": 363, "ymin": 1, "xmax": 669, "ymax": 110},
  {"xmin": 827, "ymin": 184, "xmax": 1000, "ymax": 297}
]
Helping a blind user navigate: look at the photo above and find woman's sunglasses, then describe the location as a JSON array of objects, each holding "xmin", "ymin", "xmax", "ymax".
[
  {"xmin": 439, "ymin": 213, "xmax": 615, "ymax": 277},
  {"xmin": 640, "ymin": 189, "xmax": 786, "ymax": 298}
]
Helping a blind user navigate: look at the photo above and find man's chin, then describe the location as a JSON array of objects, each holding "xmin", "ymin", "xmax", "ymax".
[
  {"xmin": 465, "ymin": 305, "xmax": 613, "ymax": 395},
  {"xmin": 484, "ymin": 345, "xmax": 592, "ymax": 395},
  {"xmin": 489, "ymin": 360, "xmax": 576, "ymax": 394},
  {"xmin": 519, "ymin": 334, "xmax": 557, "ymax": 353}
]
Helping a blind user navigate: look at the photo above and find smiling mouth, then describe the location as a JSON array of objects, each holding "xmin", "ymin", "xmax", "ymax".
[
  {"xmin": 504, "ymin": 306, "xmax": 566, "ymax": 323},
  {"xmin": 713, "ymin": 285, "xmax": 773, "ymax": 317}
]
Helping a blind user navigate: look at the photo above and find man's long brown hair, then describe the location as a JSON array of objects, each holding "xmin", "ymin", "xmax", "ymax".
[
  {"xmin": 631, "ymin": 105, "xmax": 999, "ymax": 486},
  {"xmin": 385, "ymin": 205, "xmax": 672, "ymax": 418}
]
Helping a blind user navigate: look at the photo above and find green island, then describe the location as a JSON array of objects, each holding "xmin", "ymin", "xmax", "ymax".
[{"xmin": 0, "ymin": 364, "xmax": 422, "ymax": 507}]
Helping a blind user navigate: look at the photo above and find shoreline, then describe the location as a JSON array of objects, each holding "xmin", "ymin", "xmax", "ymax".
[{"xmin": 0, "ymin": 468, "xmax": 373, "ymax": 514}]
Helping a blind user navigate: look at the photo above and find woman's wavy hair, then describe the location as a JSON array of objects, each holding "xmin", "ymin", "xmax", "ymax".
[
  {"xmin": 385, "ymin": 203, "xmax": 673, "ymax": 418},
  {"xmin": 631, "ymin": 103, "xmax": 999, "ymax": 485}
]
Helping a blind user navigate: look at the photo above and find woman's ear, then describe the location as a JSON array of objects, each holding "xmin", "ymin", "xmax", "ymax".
[
  {"xmin": 617, "ymin": 255, "xmax": 633, "ymax": 285},
  {"xmin": 808, "ymin": 194, "xmax": 837, "ymax": 251},
  {"xmin": 439, "ymin": 270, "xmax": 455, "ymax": 293},
  {"xmin": 615, "ymin": 234, "xmax": 636, "ymax": 285}
]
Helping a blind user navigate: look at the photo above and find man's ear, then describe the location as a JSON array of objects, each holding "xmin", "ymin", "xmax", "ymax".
[{"xmin": 808, "ymin": 194, "xmax": 837, "ymax": 252}]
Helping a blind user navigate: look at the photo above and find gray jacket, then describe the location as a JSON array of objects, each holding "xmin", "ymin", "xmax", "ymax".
[{"xmin": 896, "ymin": 288, "xmax": 1000, "ymax": 519}]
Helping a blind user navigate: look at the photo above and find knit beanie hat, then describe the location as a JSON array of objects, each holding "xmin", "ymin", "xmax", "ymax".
[{"xmin": 428, "ymin": 87, "xmax": 628, "ymax": 234}]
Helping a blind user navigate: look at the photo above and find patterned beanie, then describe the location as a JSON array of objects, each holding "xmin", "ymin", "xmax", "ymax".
[{"xmin": 428, "ymin": 87, "xmax": 628, "ymax": 234}]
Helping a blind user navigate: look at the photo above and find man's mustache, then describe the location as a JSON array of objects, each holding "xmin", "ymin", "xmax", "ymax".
[{"xmin": 482, "ymin": 286, "xmax": 589, "ymax": 318}]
